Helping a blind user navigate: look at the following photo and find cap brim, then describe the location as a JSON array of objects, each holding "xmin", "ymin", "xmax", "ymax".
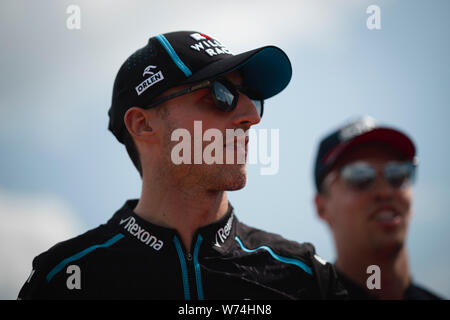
[
  {"xmin": 326, "ymin": 128, "xmax": 416, "ymax": 165},
  {"xmin": 182, "ymin": 46, "xmax": 292, "ymax": 100}
]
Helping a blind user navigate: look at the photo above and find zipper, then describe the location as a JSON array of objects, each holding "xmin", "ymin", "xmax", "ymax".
[
  {"xmin": 193, "ymin": 235, "xmax": 204, "ymax": 299},
  {"xmin": 173, "ymin": 235, "xmax": 191, "ymax": 300},
  {"xmin": 173, "ymin": 235, "xmax": 204, "ymax": 300},
  {"xmin": 185, "ymin": 252, "xmax": 196, "ymax": 300}
]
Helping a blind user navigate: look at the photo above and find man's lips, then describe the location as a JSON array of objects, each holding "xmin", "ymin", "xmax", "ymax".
[
  {"xmin": 224, "ymin": 135, "xmax": 249, "ymax": 148},
  {"xmin": 224, "ymin": 136, "xmax": 249, "ymax": 157},
  {"xmin": 224, "ymin": 136, "xmax": 248, "ymax": 163},
  {"xmin": 369, "ymin": 205, "xmax": 403, "ymax": 226}
]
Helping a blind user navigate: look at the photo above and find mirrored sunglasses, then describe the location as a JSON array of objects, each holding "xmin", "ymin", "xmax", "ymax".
[{"xmin": 340, "ymin": 161, "xmax": 417, "ymax": 191}]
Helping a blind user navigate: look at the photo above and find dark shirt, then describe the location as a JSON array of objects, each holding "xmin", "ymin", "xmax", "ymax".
[
  {"xmin": 17, "ymin": 199, "xmax": 347, "ymax": 300},
  {"xmin": 336, "ymin": 268, "xmax": 442, "ymax": 300}
]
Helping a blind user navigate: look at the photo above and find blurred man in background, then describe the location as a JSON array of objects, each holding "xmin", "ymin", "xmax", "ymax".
[{"xmin": 313, "ymin": 116, "xmax": 441, "ymax": 300}]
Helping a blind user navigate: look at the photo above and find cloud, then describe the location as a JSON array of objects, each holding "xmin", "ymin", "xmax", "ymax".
[
  {"xmin": 0, "ymin": 189, "xmax": 84, "ymax": 299},
  {"xmin": 0, "ymin": 0, "xmax": 366, "ymax": 152},
  {"xmin": 77, "ymin": 0, "xmax": 359, "ymax": 50}
]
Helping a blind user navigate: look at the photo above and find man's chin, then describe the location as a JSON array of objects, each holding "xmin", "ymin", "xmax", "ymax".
[
  {"xmin": 225, "ymin": 181, "xmax": 247, "ymax": 191},
  {"xmin": 372, "ymin": 234, "xmax": 406, "ymax": 258},
  {"xmin": 218, "ymin": 165, "xmax": 248, "ymax": 191}
]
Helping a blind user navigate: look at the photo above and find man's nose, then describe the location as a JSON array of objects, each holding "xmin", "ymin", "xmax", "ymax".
[
  {"xmin": 231, "ymin": 93, "xmax": 261, "ymax": 129},
  {"xmin": 372, "ymin": 176, "xmax": 396, "ymax": 201}
]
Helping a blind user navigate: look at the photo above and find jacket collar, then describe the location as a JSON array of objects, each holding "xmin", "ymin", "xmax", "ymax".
[{"xmin": 108, "ymin": 199, "xmax": 237, "ymax": 254}]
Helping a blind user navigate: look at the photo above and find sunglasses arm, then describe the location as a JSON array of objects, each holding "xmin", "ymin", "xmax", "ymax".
[{"xmin": 143, "ymin": 80, "xmax": 212, "ymax": 109}]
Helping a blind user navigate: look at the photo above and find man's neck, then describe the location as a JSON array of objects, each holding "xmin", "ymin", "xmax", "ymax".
[
  {"xmin": 133, "ymin": 177, "xmax": 229, "ymax": 252},
  {"xmin": 336, "ymin": 245, "xmax": 411, "ymax": 300}
]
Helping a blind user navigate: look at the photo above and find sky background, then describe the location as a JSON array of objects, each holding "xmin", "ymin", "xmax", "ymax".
[{"xmin": 1, "ymin": 0, "xmax": 449, "ymax": 299}]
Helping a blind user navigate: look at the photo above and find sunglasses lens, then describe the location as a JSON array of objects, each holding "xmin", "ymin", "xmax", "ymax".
[
  {"xmin": 250, "ymin": 99, "xmax": 264, "ymax": 118},
  {"xmin": 212, "ymin": 81, "xmax": 236, "ymax": 111},
  {"xmin": 384, "ymin": 162, "xmax": 415, "ymax": 188},
  {"xmin": 341, "ymin": 162, "xmax": 376, "ymax": 190}
]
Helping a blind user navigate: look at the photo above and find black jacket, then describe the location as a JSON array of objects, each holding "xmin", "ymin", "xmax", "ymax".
[
  {"xmin": 336, "ymin": 269, "xmax": 442, "ymax": 300},
  {"xmin": 18, "ymin": 200, "xmax": 347, "ymax": 300}
]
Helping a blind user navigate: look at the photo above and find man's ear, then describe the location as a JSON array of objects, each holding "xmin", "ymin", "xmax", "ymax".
[
  {"xmin": 314, "ymin": 193, "xmax": 331, "ymax": 224},
  {"xmin": 124, "ymin": 107, "xmax": 158, "ymax": 144}
]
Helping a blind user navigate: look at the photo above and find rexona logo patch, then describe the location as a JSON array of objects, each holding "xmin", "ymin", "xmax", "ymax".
[
  {"xmin": 214, "ymin": 214, "xmax": 234, "ymax": 247},
  {"xmin": 119, "ymin": 216, "xmax": 163, "ymax": 251},
  {"xmin": 189, "ymin": 33, "xmax": 232, "ymax": 57},
  {"xmin": 135, "ymin": 65, "xmax": 164, "ymax": 96}
]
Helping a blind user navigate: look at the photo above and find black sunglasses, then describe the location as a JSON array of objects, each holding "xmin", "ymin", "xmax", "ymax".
[
  {"xmin": 142, "ymin": 78, "xmax": 264, "ymax": 118},
  {"xmin": 339, "ymin": 161, "xmax": 417, "ymax": 191}
]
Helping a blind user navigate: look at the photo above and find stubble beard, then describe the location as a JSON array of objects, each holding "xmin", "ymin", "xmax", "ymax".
[
  {"xmin": 160, "ymin": 120, "xmax": 248, "ymax": 193},
  {"xmin": 370, "ymin": 223, "xmax": 409, "ymax": 259}
]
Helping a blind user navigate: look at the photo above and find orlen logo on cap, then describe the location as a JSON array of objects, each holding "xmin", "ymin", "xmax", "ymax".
[
  {"xmin": 135, "ymin": 65, "xmax": 164, "ymax": 96},
  {"xmin": 143, "ymin": 65, "xmax": 157, "ymax": 77}
]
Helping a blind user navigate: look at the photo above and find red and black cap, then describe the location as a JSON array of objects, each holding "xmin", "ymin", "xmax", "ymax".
[
  {"xmin": 314, "ymin": 116, "xmax": 416, "ymax": 191},
  {"xmin": 108, "ymin": 31, "xmax": 292, "ymax": 144}
]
